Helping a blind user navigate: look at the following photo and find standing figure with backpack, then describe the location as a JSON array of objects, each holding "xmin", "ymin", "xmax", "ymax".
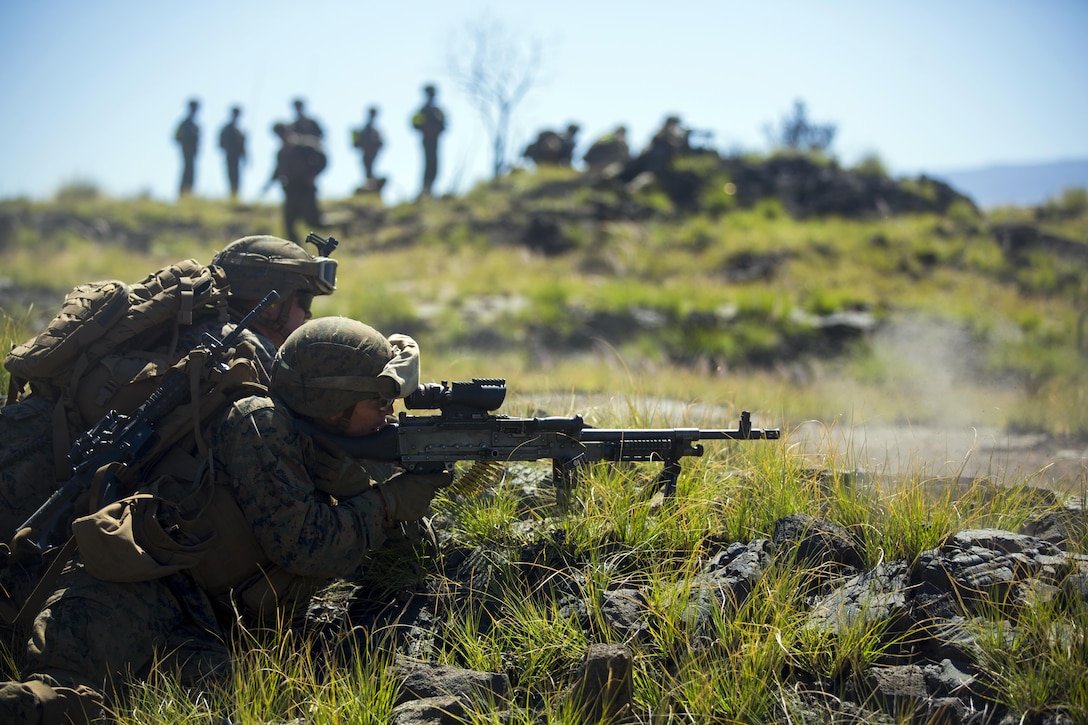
[
  {"xmin": 218, "ymin": 105, "xmax": 247, "ymax": 200},
  {"xmin": 0, "ymin": 236, "xmax": 337, "ymax": 619},
  {"xmin": 0, "ymin": 317, "xmax": 449, "ymax": 723},
  {"xmin": 352, "ymin": 105, "xmax": 384, "ymax": 186},
  {"xmin": 174, "ymin": 98, "xmax": 200, "ymax": 198},
  {"xmin": 411, "ymin": 83, "xmax": 446, "ymax": 200},
  {"xmin": 265, "ymin": 123, "xmax": 327, "ymax": 242}
]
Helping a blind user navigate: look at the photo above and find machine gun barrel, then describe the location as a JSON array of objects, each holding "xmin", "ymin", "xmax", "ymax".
[{"xmin": 298, "ymin": 379, "xmax": 780, "ymax": 499}]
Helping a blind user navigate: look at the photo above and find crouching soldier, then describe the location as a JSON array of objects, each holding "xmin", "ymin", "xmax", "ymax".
[{"xmin": 0, "ymin": 317, "xmax": 450, "ymax": 723}]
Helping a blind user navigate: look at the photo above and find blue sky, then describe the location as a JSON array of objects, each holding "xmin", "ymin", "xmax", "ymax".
[{"xmin": 1, "ymin": 0, "xmax": 1085, "ymax": 205}]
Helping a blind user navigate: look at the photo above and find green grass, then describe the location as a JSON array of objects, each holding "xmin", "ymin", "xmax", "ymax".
[
  {"xmin": 1, "ymin": 180, "xmax": 1086, "ymax": 722},
  {"xmin": 41, "ymin": 439, "xmax": 1076, "ymax": 723}
]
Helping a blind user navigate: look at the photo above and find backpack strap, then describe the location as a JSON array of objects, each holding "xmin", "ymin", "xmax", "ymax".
[
  {"xmin": 178, "ymin": 271, "xmax": 196, "ymax": 326},
  {"xmin": 52, "ymin": 350, "xmax": 95, "ymax": 484}
]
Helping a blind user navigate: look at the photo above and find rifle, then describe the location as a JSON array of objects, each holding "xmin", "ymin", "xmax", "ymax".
[
  {"xmin": 299, "ymin": 378, "xmax": 780, "ymax": 500},
  {"xmin": 12, "ymin": 291, "xmax": 280, "ymax": 554}
]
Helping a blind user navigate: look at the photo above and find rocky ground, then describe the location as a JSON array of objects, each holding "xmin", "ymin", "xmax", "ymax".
[{"xmin": 315, "ymin": 475, "xmax": 1088, "ymax": 725}]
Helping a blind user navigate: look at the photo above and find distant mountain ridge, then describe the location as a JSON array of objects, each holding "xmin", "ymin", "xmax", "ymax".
[{"xmin": 919, "ymin": 158, "xmax": 1088, "ymax": 210}]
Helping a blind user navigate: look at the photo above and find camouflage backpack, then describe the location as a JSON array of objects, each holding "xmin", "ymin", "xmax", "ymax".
[
  {"xmin": 1, "ymin": 271, "xmax": 269, "ymax": 627},
  {"xmin": 1, "ymin": 347, "xmax": 268, "ymax": 629},
  {"xmin": 2, "ymin": 259, "xmax": 233, "ymax": 482},
  {"xmin": 282, "ymin": 134, "xmax": 327, "ymax": 181}
]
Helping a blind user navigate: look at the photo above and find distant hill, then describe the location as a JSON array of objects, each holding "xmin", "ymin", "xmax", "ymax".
[{"xmin": 921, "ymin": 158, "xmax": 1088, "ymax": 210}]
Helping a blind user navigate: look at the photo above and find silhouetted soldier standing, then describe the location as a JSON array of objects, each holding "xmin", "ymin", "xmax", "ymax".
[
  {"xmin": 264, "ymin": 123, "xmax": 327, "ymax": 242},
  {"xmin": 174, "ymin": 98, "xmax": 200, "ymax": 197},
  {"xmin": 411, "ymin": 84, "xmax": 446, "ymax": 199},
  {"xmin": 218, "ymin": 105, "xmax": 247, "ymax": 200},
  {"xmin": 352, "ymin": 106, "xmax": 384, "ymax": 182}
]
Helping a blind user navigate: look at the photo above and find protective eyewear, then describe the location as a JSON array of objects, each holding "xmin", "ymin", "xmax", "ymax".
[
  {"xmin": 276, "ymin": 256, "xmax": 337, "ymax": 294},
  {"xmin": 362, "ymin": 395, "xmax": 395, "ymax": 410},
  {"xmin": 307, "ymin": 257, "xmax": 337, "ymax": 294},
  {"xmin": 295, "ymin": 291, "xmax": 314, "ymax": 314}
]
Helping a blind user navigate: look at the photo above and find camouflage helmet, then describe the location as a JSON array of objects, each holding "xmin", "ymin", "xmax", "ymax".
[
  {"xmin": 271, "ymin": 317, "xmax": 393, "ymax": 418},
  {"xmin": 211, "ymin": 235, "xmax": 336, "ymax": 302}
]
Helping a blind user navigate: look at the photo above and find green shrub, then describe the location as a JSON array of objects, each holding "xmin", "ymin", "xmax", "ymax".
[
  {"xmin": 53, "ymin": 179, "xmax": 102, "ymax": 203},
  {"xmin": 851, "ymin": 153, "xmax": 888, "ymax": 178}
]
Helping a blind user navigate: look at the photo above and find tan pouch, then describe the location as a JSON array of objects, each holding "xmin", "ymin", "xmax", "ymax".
[{"xmin": 72, "ymin": 475, "xmax": 215, "ymax": 582}]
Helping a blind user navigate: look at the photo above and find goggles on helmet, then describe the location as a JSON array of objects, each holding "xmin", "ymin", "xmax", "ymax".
[
  {"xmin": 272, "ymin": 256, "xmax": 337, "ymax": 295},
  {"xmin": 311, "ymin": 257, "xmax": 337, "ymax": 294}
]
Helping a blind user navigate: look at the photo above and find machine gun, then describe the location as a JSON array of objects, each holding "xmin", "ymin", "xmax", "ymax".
[
  {"xmin": 300, "ymin": 378, "xmax": 780, "ymax": 499},
  {"xmin": 12, "ymin": 291, "xmax": 280, "ymax": 554}
]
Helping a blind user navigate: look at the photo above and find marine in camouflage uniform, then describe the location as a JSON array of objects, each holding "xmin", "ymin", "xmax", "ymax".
[
  {"xmin": 0, "ymin": 237, "xmax": 336, "ymax": 635},
  {"xmin": 208, "ymin": 233, "xmax": 338, "ymax": 371},
  {"xmin": 0, "ymin": 317, "xmax": 448, "ymax": 723},
  {"xmin": 0, "ymin": 236, "xmax": 335, "ymax": 533}
]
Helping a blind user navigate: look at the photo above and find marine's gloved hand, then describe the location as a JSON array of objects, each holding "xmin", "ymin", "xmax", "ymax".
[
  {"xmin": 311, "ymin": 438, "xmax": 375, "ymax": 498},
  {"xmin": 376, "ymin": 470, "xmax": 452, "ymax": 525}
]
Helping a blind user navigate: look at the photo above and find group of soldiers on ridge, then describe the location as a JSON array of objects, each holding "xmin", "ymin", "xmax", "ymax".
[
  {"xmin": 523, "ymin": 115, "xmax": 703, "ymax": 182},
  {"xmin": 174, "ymin": 84, "xmax": 448, "ymax": 238},
  {"xmin": 177, "ymin": 86, "xmax": 699, "ymax": 227}
]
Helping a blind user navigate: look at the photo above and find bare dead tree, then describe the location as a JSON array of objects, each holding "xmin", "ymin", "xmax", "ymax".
[
  {"xmin": 763, "ymin": 99, "xmax": 837, "ymax": 154},
  {"xmin": 447, "ymin": 15, "xmax": 543, "ymax": 179}
]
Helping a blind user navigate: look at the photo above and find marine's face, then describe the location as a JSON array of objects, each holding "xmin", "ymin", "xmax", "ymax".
[
  {"xmin": 257, "ymin": 292, "xmax": 312, "ymax": 344},
  {"xmin": 284, "ymin": 292, "xmax": 313, "ymax": 333},
  {"xmin": 339, "ymin": 397, "xmax": 394, "ymax": 436}
]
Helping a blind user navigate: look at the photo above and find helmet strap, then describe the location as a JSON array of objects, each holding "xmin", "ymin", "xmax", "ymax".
[{"xmin": 242, "ymin": 291, "xmax": 295, "ymax": 345}]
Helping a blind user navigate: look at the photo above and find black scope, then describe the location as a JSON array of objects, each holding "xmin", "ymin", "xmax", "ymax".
[{"xmin": 404, "ymin": 378, "xmax": 507, "ymax": 412}]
